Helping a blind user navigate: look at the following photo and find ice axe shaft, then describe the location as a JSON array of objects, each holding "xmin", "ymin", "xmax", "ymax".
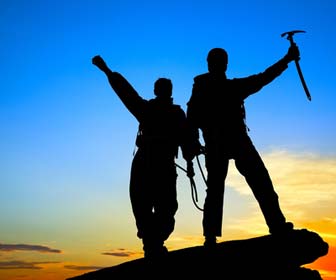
[{"xmin": 281, "ymin": 30, "xmax": 312, "ymax": 101}]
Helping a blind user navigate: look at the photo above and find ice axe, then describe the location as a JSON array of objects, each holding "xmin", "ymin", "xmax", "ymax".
[{"xmin": 281, "ymin": 30, "xmax": 312, "ymax": 101}]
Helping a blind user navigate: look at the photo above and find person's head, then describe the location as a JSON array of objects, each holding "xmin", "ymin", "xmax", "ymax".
[
  {"xmin": 207, "ymin": 48, "xmax": 228, "ymax": 74},
  {"xmin": 154, "ymin": 78, "xmax": 173, "ymax": 98}
]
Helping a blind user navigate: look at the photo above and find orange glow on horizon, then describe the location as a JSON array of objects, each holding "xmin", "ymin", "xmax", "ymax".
[{"xmin": 305, "ymin": 245, "xmax": 336, "ymax": 280}]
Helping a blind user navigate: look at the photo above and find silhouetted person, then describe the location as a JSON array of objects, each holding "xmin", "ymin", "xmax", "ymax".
[
  {"xmin": 186, "ymin": 44, "xmax": 300, "ymax": 247},
  {"xmin": 92, "ymin": 55, "xmax": 194, "ymax": 259}
]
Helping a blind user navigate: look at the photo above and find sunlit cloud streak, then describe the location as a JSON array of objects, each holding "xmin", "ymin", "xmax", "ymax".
[
  {"xmin": 0, "ymin": 260, "xmax": 59, "ymax": 269},
  {"xmin": 102, "ymin": 248, "xmax": 139, "ymax": 257},
  {"xmin": 64, "ymin": 264, "xmax": 104, "ymax": 271},
  {"xmin": 0, "ymin": 243, "xmax": 62, "ymax": 253}
]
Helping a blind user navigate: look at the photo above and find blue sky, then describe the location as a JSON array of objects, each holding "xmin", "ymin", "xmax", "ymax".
[{"xmin": 1, "ymin": 0, "xmax": 336, "ymax": 279}]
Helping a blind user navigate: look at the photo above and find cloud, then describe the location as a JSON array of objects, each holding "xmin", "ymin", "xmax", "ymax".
[
  {"xmin": 221, "ymin": 150, "xmax": 336, "ymax": 235},
  {"xmin": 0, "ymin": 243, "xmax": 62, "ymax": 253},
  {"xmin": 227, "ymin": 150, "xmax": 336, "ymax": 208},
  {"xmin": 64, "ymin": 265, "xmax": 104, "ymax": 271},
  {"xmin": 102, "ymin": 248, "xmax": 138, "ymax": 257},
  {"xmin": 263, "ymin": 151, "xmax": 336, "ymax": 219},
  {"xmin": 0, "ymin": 261, "xmax": 59, "ymax": 270},
  {"xmin": 227, "ymin": 150, "xmax": 336, "ymax": 192}
]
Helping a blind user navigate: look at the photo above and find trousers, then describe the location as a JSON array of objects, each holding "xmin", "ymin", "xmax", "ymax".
[{"xmin": 202, "ymin": 134, "xmax": 286, "ymax": 236}]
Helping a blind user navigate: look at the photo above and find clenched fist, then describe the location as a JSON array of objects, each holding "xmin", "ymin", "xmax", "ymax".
[
  {"xmin": 92, "ymin": 55, "xmax": 109, "ymax": 72},
  {"xmin": 284, "ymin": 43, "xmax": 300, "ymax": 63}
]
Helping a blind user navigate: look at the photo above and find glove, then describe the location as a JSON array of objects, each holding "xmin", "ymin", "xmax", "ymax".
[{"xmin": 285, "ymin": 43, "xmax": 300, "ymax": 62}]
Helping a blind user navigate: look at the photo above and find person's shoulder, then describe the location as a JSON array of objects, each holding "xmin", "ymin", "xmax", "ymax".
[
  {"xmin": 171, "ymin": 104, "xmax": 186, "ymax": 116},
  {"xmin": 172, "ymin": 103, "xmax": 183, "ymax": 110},
  {"xmin": 194, "ymin": 72, "xmax": 210, "ymax": 82}
]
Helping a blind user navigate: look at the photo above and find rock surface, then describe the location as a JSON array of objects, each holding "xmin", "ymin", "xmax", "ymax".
[{"xmin": 67, "ymin": 229, "xmax": 328, "ymax": 280}]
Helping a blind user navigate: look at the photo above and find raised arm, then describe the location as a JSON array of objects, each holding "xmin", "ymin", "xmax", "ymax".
[
  {"xmin": 92, "ymin": 55, "xmax": 146, "ymax": 120},
  {"xmin": 236, "ymin": 43, "xmax": 300, "ymax": 99}
]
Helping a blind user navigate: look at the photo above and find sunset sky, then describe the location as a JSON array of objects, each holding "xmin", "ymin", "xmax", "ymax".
[{"xmin": 1, "ymin": 0, "xmax": 335, "ymax": 279}]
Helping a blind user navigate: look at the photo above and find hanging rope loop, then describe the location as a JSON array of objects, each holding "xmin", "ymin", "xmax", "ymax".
[{"xmin": 175, "ymin": 155, "xmax": 208, "ymax": 212}]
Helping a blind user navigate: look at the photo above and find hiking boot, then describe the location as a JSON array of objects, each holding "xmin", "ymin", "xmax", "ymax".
[
  {"xmin": 204, "ymin": 236, "xmax": 217, "ymax": 248},
  {"xmin": 270, "ymin": 222, "xmax": 294, "ymax": 235},
  {"xmin": 144, "ymin": 245, "xmax": 168, "ymax": 260}
]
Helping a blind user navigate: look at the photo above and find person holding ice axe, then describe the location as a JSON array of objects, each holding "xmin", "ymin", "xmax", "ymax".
[{"xmin": 186, "ymin": 39, "xmax": 301, "ymax": 248}]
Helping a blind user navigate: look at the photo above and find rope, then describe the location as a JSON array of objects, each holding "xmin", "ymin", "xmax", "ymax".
[
  {"xmin": 189, "ymin": 176, "xmax": 203, "ymax": 211},
  {"xmin": 196, "ymin": 155, "xmax": 207, "ymax": 186},
  {"xmin": 175, "ymin": 160, "xmax": 204, "ymax": 211}
]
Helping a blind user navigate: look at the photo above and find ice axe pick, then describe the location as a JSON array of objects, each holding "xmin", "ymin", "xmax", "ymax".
[{"xmin": 281, "ymin": 30, "xmax": 312, "ymax": 101}]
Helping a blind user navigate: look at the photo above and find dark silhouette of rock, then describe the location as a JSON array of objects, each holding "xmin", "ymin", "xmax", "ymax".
[{"xmin": 67, "ymin": 229, "xmax": 328, "ymax": 280}]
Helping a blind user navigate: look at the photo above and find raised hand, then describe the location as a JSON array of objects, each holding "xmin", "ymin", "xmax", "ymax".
[
  {"xmin": 285, "ymin": 43, "xmax": 300, "ymax": 62},
  {"xmin": 92, "ymin": 55, "xmax": 109, "ymax": 72}
]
